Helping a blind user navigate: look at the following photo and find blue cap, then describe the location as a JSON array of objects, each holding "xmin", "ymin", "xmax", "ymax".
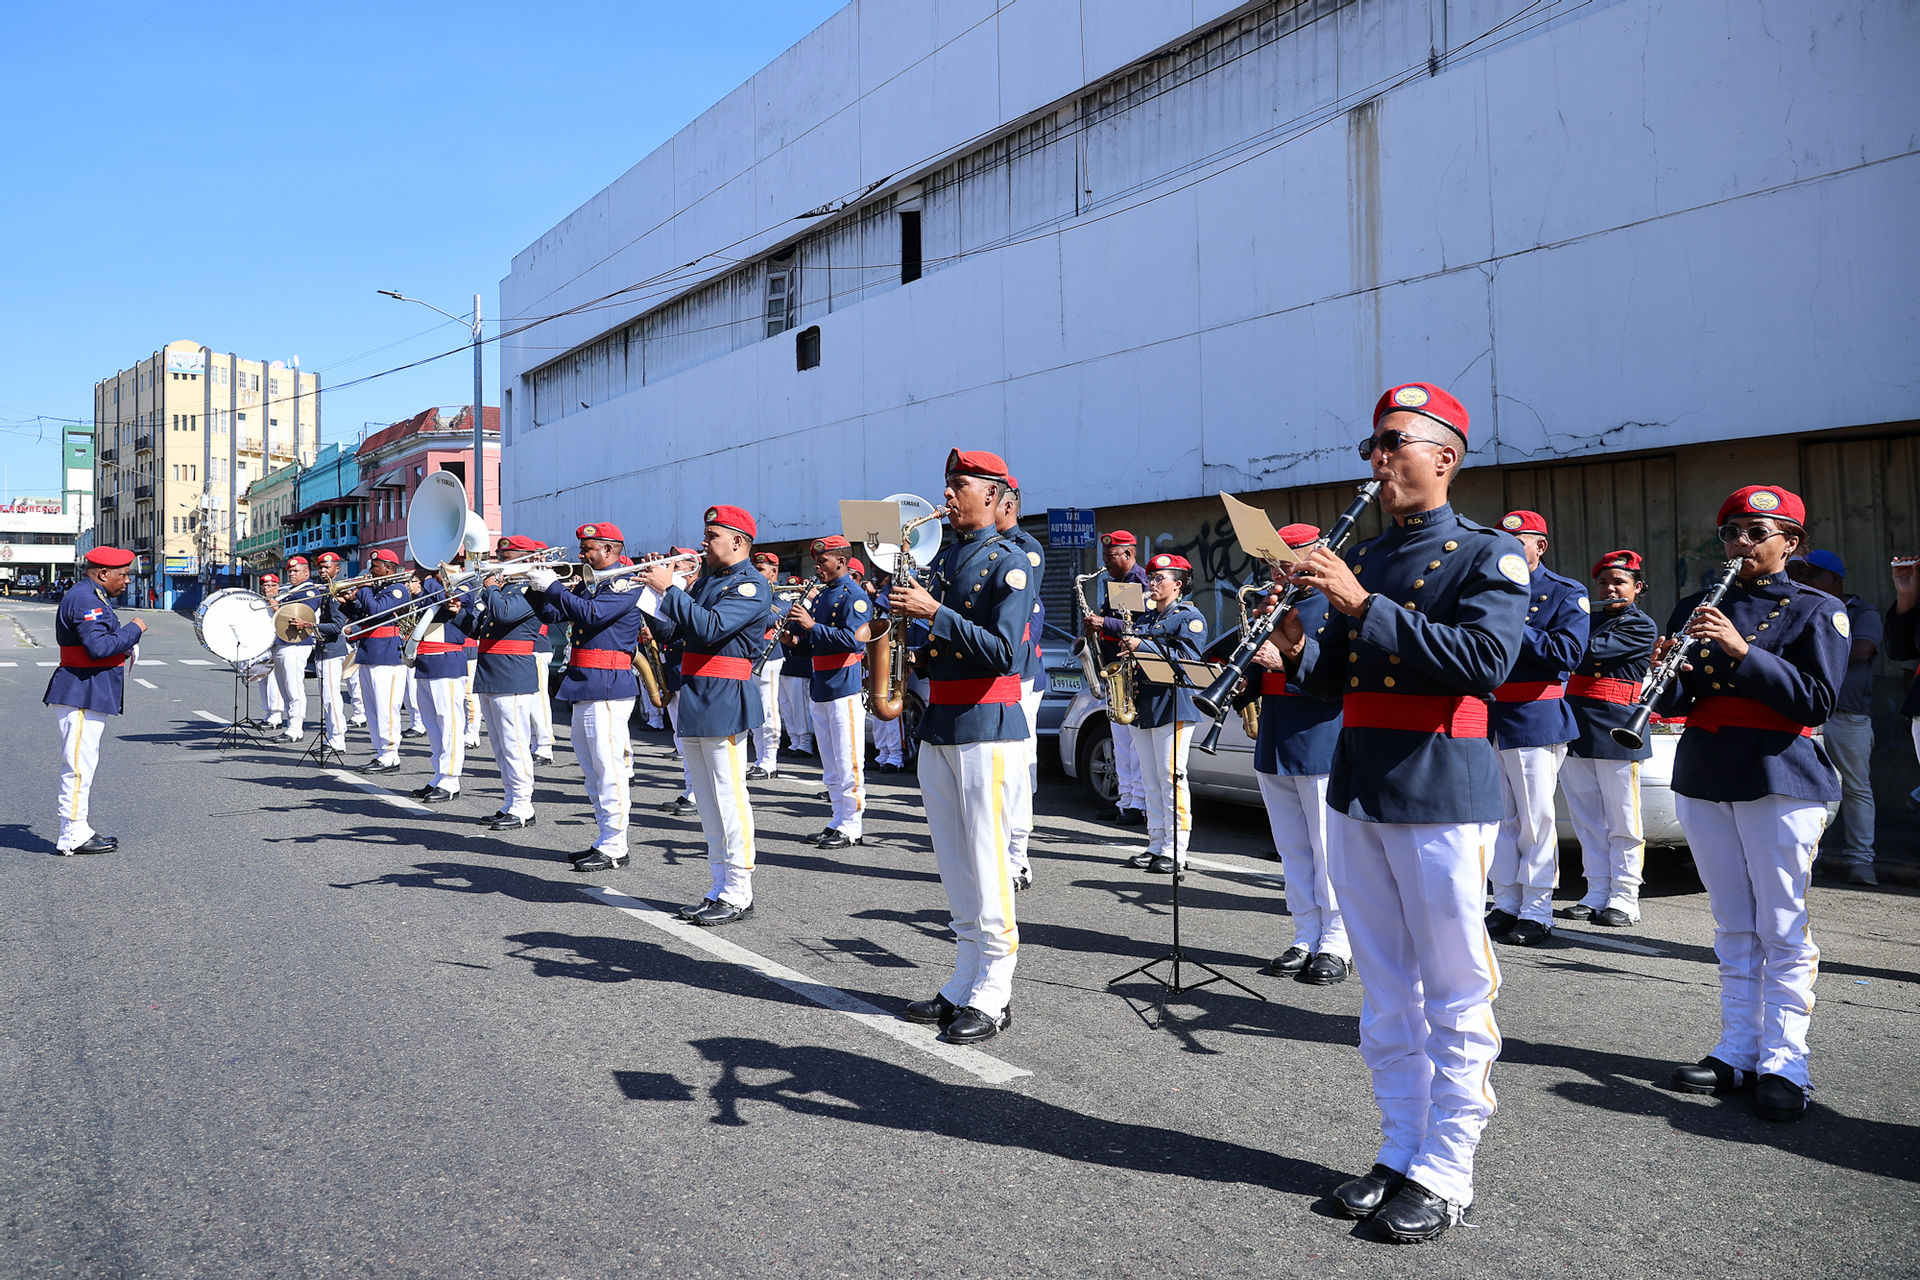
[{"xmin": 1804, "ymin": 549, "xmax": 1845, "ymax": 577}]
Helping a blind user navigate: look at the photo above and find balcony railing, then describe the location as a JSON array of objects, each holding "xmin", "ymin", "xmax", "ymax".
[
  {"xmin": 135, "ymin": 435, "xmax": 154, "ymax": 454},
  {"xmin": 99, "ymin": 491, "xmax": 118, "ymax": 508},
  {"xmin": 134, "ymin": 483, "xmax": 155, "ymax": 501},
  {"xmin": 100, "ymin": 447, "xmax": 118, "ymax": 464}
]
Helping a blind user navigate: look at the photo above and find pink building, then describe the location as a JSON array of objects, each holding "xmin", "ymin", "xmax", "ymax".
[{"xmin": 356, "ymin": 405, "xmax": 500, "ymax": 564}]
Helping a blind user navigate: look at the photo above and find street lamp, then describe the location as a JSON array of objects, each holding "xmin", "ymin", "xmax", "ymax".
[{"xmin": 377, "ymin": 289, "xmax": 487, "ymax": 515}]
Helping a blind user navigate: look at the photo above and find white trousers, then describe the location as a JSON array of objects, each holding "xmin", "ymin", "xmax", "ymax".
[
  {"xmin": 810, "ymin": 694, "xmax": 866, "ymax": 840},
  {"xmin": 261, "ymin": 659, "xmax": 285, "ymax": 721},
  {"xmin": 462, "ymin": 667, "xmax": 482, "ymax": 744},
  {"xmin": 1110, "ymin": 708, "xmax": 1146, "ymax": 810},
  {"xmin": 921, "ymin": 740, "xmax": 1025, "ymax": 1018},
  {"xmin": 666, "ymin": 693, "xmax": 695, "ymax": 795},
  {"xmin": 1559, "ymin": 757, "xmax": 1644, "ymax": 914},
  {"xmin": 1256, "ymin": 770, "xmax": 1348, "ymax": 958},
  {"xmin": 750, "ymin": 658, "xmax": 782, "ymax": 769},
  {"xmin": 684, "ymin": 734, "xmax": 757, "ymax": 906},
  {"xmin": 1127, "ymin": 721, "xmax": 1193, "ymax": 864},
  {"xmin": 530, "ymin": 655, "xmax": 554, "ymax": 754},
  {"xmin": 316, "ymin": 655, "xmax": 348, "ymax": 751},
  {"xmin": 872, "ymin": 711, "xmax": 906, "ymax": 767},
  {"xmin": 418, "ymin": 676, "xmax": 467, "ymax": 792},
  {"xmin": 1820, "ymin": 713, "xmax": 1875, "ymax": 865},
  {"xmin": 1673, "ymin": 794, "xmax": 1825, "ymax": 1088},
  {"xmin": 780, "ymin": 675, "xmax": 815, "ymax": 749},
  {"xmin": 1490, "ymin": 743, "xmax": 1568, "ymax": 924},
  {"xmin": 358, "ymin": 664, "xmax": 407, "ymax": 766},
  {"xmin": 53, "ymin": 706, "xmax": 107, "ymax": 850},
  {"xmin": 344, "ymin": 662, "xmax": 365, "ymax": 715},
  {"xmin": 273, "ymin": 644, "xmax": 312, "ymax": 732},
  {"xmin": 479, "ymin": 691, "xmax": 538, "ymax": 819},
  {"xmin": 1005, "ymin": 684, "xmax": 1042, "ymax": 875},
  {"xmin": 404, "ymin": 670, "xmax": 421, "ymax": 726},
  {"xmin": 574, "ymin": 698, "xmax": 635, "ymax": 855},
  {"xmin": 1327, "ymin": 811, "xmax": 1501, "ymax": 1207}
]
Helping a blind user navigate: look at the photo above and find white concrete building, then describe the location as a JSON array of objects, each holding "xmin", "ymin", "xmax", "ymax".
[{"xmin": 500, "ymin": 0, "xmax": 1918, "ymax": 627}]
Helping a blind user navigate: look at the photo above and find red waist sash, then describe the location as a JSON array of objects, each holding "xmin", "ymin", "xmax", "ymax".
[
  {"xmin": 1492, "ymin": 680, "xmax": 1566, "ymax": 703},
  {"xmin": 812, "ymin": 650, "xmax": 863, "ymax": 671},
  {"xmin": 929, "ymin": 675, "xmax": 1024, "ymax": 706},
  {"xmin": 682, "ymin": 653, "xmax": 752, "ymax": 680},
  {"xmin": 477, "ymin": 639, "xmax": 535, "ymax": 656},
  {"xmin": 1342, "ymin": 692, "xmax": 1489, "ymax": 738},
  {"xmin": 415, "ymin": 640, "xmax": 464, "ymax": 656},
  {"xmin": 1259, "ymin": 671, "xmax": 1288, "ymax": 696},
  {"xmin": 361, "ymin": 626, "xmax": 400, "ymax": 640},
  {"xmin": 1566, "ymin": 675, "xmax": 1639, "ymax": 705},
  {"xmin": 1686, "ymin": 696, "xmax": 1814, "ymax": 737},
  {"xmin": 59, "ymin": 646, "xmax": 126, "ymax": 669},
  {"xmin": 571, "ymin": 648, "xmax": 631, "ymax": 670}
]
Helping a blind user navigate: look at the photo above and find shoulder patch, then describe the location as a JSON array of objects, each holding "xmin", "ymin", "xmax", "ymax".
[
  {"xmin": 1832, "ymin": 610, "xmax": 1850, "ymax": 639},
  {"xmin": 1576, "ymin": 596, "xmax": 1591, "ymax": 613},
  {"xmin": 737, "ymin": 581, "xmax": 758, "ymax": 598},
  {"xmin": 1005, "ymin": 568, "xmax": 1028, "ymax": 591},
  {"xmin": 93, "ymin": 587, "xmax": 108, "ymax": 602},
  {"xmin": 853, "ymin": 599, "xmax": 867, "ymax": 613},
  {"xmin": 1188, "ymin": 618, "xmax": 1204, "ymax": 633},
  {"xmin": 1027, "ymin": 551, "xmax": 1042, "ymax": 567},
  {"xmin": 1497, "ymin": 553, "xmax": 1529, "ymax": 585}
]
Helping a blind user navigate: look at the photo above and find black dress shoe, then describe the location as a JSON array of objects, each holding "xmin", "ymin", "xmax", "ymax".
[
  {"xmin": 1554, "ymin": 902, "xmax": 1596, "ymax": 921},
  {"xmin": 1670, "ymin": 1055, "xmax": 1753, "ymax": 1095},
  {"xmin": 661, "ymin": 796, "xmax": 697, "ymax": 815},
  {"xmin": 1124, "ymin": 851, "xmax": 1155, "ymax": 869},
  {"xmin": 1331, "ymin": 1164, "xmax": 1406, "ymax": 1219},
  {"xmin": 803, "ymin": 828, "xmax": 840, "ymax": 846},
  {"xmin": 942, "ymin": 1005, "xmax": 1011, "ymax": 1044},
  {"xmin": 359, "ymin": 760, "xmax": 401, "ymax": 775},
  {"xmin": 1502, "ymin": 919, "xmax": 1551, "ymax": 946},
  {"xmin": 418, "ymin": 786, "xmax": 456, "ymax": 804},
  {"xmin": 1483, "ymin": 908, "xmax": 1518, "ymax": 936},
  {"xmin": 1592, "ymin": 907, "xmax": 1636, "ymax": 927},
  {"xmin": 62, "ymin": 835, "xmax": 119, "ymax": 856},
  {"xmin": 567, "ymin": 848, "xmax": 598, "ymax": 865},
  {"xmin": 816, "ymin": 831, "xmax": 862, "ymax": 850},
  {"xmin": 1375, "ymin": 1181, "xmax": 1458, "ymax": 1243},
  {"xmin": 1012, "ymin": 872, "xmax": 1032, "ymax": 893},
  {"xmin": 409, "ymin": 785, "xmax": 434, "ymax": 799},
  {"xmin": 572, "ymin": 851, "xmax": 629, "ymax": 873},
  {"xmin": 1299, "ymin": 953, "xmax": 1351, "ymax": 986},
  {"xmin": 488, "ymin": 813, "xmax": 536, "ymax": 831},
  {"xmin": 1100, "ymin": 806, "xmax": 1127, "ymax": 822},
  {"xmin": 1118, "ymin": 808, "xmax": 1148, "ymax": 826},
  {"xmin": 1146, "ymin": 855, "xmax": 1180, "ymax": 875},
  {"xmin": 745, "ymin": 764, "xmax": 771, "ymax": 780},
  {"xmin": 688, "ymin": 899, "xmax": 754, "ymax": 927},
  {"xmin": 677, "ymin": 898, "xmax": 719, "ymax": 920},
  {"xmin": 1754, "ymin": 1073, "xmax": 1809, "ymax": 1122},
  {"xmin": 903, "ymin": 993, "xmax": 958, "ymax": 1027},
  {"xmin": 1264, "ymin": 946, "xmax": 1311, "ymax": 976}
]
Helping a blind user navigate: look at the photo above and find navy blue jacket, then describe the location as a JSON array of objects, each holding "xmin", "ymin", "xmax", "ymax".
[
  {"xmin": 1567, "ymin": 602, "xmax": 1658, "ymax": 761},
  {"xmin": 537, "ymin": 578, "xmax": 643, "ymax": 703},
  {"xmin": 1655, "ymin": 573, "xmax": 1845, "ymax": 804},
  {"xmin": 1887, "ymin": 604, "xmax": 1920, "ymax": 717},
  {"xmin": 917, "ymin": 525, "xmax": 1039, "ymax": 746},
  {"xmin": 44, "ymin": 579, "xmax": 142, "ymax": 714},
  {"xmin": 412, "ymin": 579, "xmax": 471, "ymax": 681},
  {"xmin": 1254, "ymin": 592, "xmax": 1342, "ymax": 776},
  {"xmin": 647, "ymin": 557, "xmax": 773, "ymax": 737},
  {"xmin": 312, "ymin": 580, "xmax": 350, "ymax": 661},
  {"xmin": 804, "ymin": 575, "xmax": 870, "ymax": 702},
  {"xmin": 452, "ymin": 583, "xmax": 541, "ymax": 696},
  {"xmin": 1130, "ymin": 599, "xmax": 1208, "ymax": 728},
  {"xmin": 1487, "ymin": 564, "xmax": 1588, "ymax": 749},
  {"xmin": 350, "ymin": 580, "xmax": 411, "ymax": 667},
  {"xmin": 275, "ymin": 579, "xmax": 323, "ymax": 651},
  {"xmin": 1294, "ymin": 504, "xmax": 1529, "ymax": 824}
]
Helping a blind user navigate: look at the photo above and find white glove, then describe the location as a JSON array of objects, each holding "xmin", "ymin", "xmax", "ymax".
[
  {"xmin": 607, "ymin": 576, "xmax": 640, "ymax": 594},
  {"xmin": 524, "ymin": 567, "xmax": 559, "ymax": 592}
]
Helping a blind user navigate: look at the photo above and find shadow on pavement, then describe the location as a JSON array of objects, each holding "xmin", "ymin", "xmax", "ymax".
[{"xmin": 0, "ymin": 822, "xmax": 59, "ymax": 855}]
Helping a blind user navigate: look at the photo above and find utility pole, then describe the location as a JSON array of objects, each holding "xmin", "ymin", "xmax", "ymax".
[{"xmin": 379, "ymin": 289, "xmax": 488, "ymax": 518}]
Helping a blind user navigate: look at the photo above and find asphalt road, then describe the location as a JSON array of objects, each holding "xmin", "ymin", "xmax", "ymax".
[{"xmin": 2, "ymin": 602, "xmax": 1916, "ymax": 1280}]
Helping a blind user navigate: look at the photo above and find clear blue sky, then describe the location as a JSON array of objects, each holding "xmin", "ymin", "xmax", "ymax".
[{"xmin": 0, "ymin": 0, "xmax": 849, "ymax": 502}]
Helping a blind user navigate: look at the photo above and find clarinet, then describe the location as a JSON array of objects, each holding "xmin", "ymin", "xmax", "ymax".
[
  {"xmin": 752, "ymin": 582, "xmax": 821, "ymax": 676},
  {"xmin": 1610, "ymin": 558, "xmax": 1744, "ymax": 750},
  {"xmin": 1194, "ymin": 479, "xmax": 1383, "ymax": 736}
]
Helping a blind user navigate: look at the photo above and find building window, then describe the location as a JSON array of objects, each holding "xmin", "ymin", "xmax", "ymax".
[
  {"xmin": 900, "ymin": 211, "xmax": 922, "ymax": 284},
  {"xmin": 796, "ymin": 325, "xmax": 822, "ymax": 371},
  {"xmin": 764, "ymin": 255, "xmax": 797, "ymax": 338}
]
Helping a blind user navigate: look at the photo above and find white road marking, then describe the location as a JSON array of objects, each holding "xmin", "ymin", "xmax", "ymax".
[
  {"xmin": 325, "ymin": 768, "xmax": 430, "ymax": 812},
  {"xmin": 136, "ymin": 659, "xmax": 166, "ymax": 666},
  {"xmin": 582, "ymin": 885, "xmax": 1032, "ymax": 1087},
  {"xmin": 180, "ymin": 659, "xmax": 213, "ymax": 666},
  {"xmin": 1568, "ymin": 932, "xmax": 1663, "ymax": 957},
  {"xmin": 0, "ymin": 661, "xmax": 15, "ymax": 667},
  {"xmin": 135, "ymin": 678, "xmax": 158, "ymax": 690},
  {"xmin": 194, "ymin": 710, "xmax": 226, "ymax": 723},
  {"xmin": 36, "ymin": 661, "xmax": 56, "ymax": 667}
]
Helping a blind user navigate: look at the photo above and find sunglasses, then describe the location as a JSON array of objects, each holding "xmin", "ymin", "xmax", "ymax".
[
  {"xmin": 1717, "ymin": 523, "xmax": 1786, "ymax": 545},
  {"xmin": 1146, "ymin": 572, "xmax": 1182, "ymax": 583},
  {"xmin": 1357, "ymin": 429, "xmax": 1449, "ymax": 457}
]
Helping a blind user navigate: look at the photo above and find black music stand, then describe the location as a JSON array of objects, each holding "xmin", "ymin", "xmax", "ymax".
[
  {"xmin": 215, "ymin": 662, "xmax": 269, "ymax": 750},
  {"xmin": 298, "ymin": 729, "xmax": 344, "ymax": 768},
  {"xmin": 1108, "ymin": 644, "xmax": 1267, "ymax": 1003}
]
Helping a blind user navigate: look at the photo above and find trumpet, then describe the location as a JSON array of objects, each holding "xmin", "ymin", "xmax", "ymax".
[{"xmin": 1610, "ymin": 558, "xmax": 1744, "ymax": 751}]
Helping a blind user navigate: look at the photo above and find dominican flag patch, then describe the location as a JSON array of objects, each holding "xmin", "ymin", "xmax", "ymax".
[{"xmin": 83, "ymin": 608, "xmax": 104, "ymax": 621}]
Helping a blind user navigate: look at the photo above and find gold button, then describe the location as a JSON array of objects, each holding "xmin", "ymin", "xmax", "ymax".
[
  {"xmin": 1403, "ymin": 602, "xmax": 1418, "ymax": 611},
  {"xmin": 1745, "ymin": 634, "xmax": 1757, "ymax": 642},
  {"xmin": 1529, "ymin": 606, "xmax": 1539, "ymax": 614},
  {"xmin": 1711, "ymin": 681, "xmax": 1722, "ymax": 689},
  {"xmin": 1428, "ymin": 560, "xmax": 1442, "ymax": 570},
  {"xmin": 1768, "ymin": 611, "xmax": 1781, "ymax": 619},
  {"xmin": 1349, "ymin": 676, "xmax": 1360, "ymax": 688},
  {"xmin": 988, "ymin": 553, "xmax": 998, "ymax": 560},
  {"xmin": 979, "ymin": 569, "xmax": 989, "ymax": 577},
  {"xmin": 1316, "ymin": 625, "xmax": 1325, "ymax": 634},
  {"xmin": 1383, "ymin": 676, "xmax": 1396, "ymax": 688},
  {"xmin": 1757, "ymin": 623, "xmax": 1769, "ymax": 631},
  {"xmin": 1413, "ymin": 579, "xmax": 1425, "ymax": 589},
  {"xmin": 964, "ymin": 602, "xmax": 973, "ymax": 609},
  {"xmin": 1444, "ymin": 541, "xmax": 1458, "ymax": 551},
  {"xmin": 1358, "ymin": 547, "xmax": 1369, "ymax": 556},
  {"xmin": 1349, "ymin": 652, "xmax": 1359, "ymax": 663},
  {"xmin": 929, "ymin": 648, "xmax": 939, "ymax": 657},
  {"xmin": 1704, "ymin": 665, "xmax": 1715, "ymax": 674},
  {"xmin": 971, "ymin": 584, "xmax": 981, "ymax": 592},
  {"xmin": 1388, "ymin": 655, "xmax": 1401, "ymax": 664}
]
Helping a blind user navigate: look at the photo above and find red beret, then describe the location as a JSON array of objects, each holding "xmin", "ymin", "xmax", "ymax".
[
  {"xmin": 576, "ymin": 522, "xmax": 624, "ymax": 543},
  {"xmin": 787, "ymin": 574, "xmax": 803, "ymax": 585},
  {"xmin": 1717, "ymin": 485, "xmax": 1805, "ymax": 527},
  {"xmin": 317, "ymin": 551, "xmax": 342, "ymax": 564},
  {"xmin": 751, "ymin": 551, "xmax": 780, "ymax": 567},
  {"xmin": 502, "ymin": 534, "xmax": 541, "ymax": 551},
  {"xmin": 84, "ymin": 546, "xmax": 135, "ymax": 569},
  {"xmin": 617, "ymin": 555, "xmax": 633, "ymax": 567},
  {"xmin": 945, "ymin": 448, "xmax": 1010, "ymax": 482},
  {"xmin": 1101, "ymin": 530, "xmax": 1137, "ymax": 547},
  {"xmin": 705, "ymin": 504, "xmax": 756, "ymax": 539},
  {"xmin": 1148, "ymin": 553, "xmax": 1191, "ymax": 573},
  {"xmin": 1499, "ymin": 510, "xmax": 1548, "ymax": 536},
  {"xmin": 371, "ymin": 548, "xmax": 400, "ymax": 564},
  {"xmin": 673, "ymin": 546, "xmax": 699, "ymax": 558},
  {"xmin": 811, "ymin": 535, "xmax": 851, "ymax": 555},
  {"xmin": 286, "ymin": 556, "xmax": 309, "ymax": 567},
  {"xmin": 848, "ymin": 557, "xmax": 866, "ymax": 575},
  {"xmin": 1277, "ymin": 523, "xmax": 1322, "ymax": 549},
  {"xmin": 1375, "ymin": 382, "xmax": 1469, "ymax": 442},
  {"xmin": 1005, "ymin": 475, "xmax": 1020, "ymax": 492},
  {"xmin": 260, "ymin": 574, "xmax": 280, "ymax": 584},
  {"xmin": 1592, "ymin": 549, "xmax": 1644, "ymax": 578}
]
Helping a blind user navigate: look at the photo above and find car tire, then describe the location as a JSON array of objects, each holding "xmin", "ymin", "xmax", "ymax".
[{"xmin": 1074, "ymin": 714, "xmax": 1120, "ymax": 807}]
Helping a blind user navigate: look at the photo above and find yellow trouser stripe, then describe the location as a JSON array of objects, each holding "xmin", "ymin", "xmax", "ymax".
[
  {"xmin": 992, "ymin": 745, "xmax": 1017, "ymax": 947},
  {"xmin": 729, "ymin": 734, "xmax": 756, "ymax": 867}
]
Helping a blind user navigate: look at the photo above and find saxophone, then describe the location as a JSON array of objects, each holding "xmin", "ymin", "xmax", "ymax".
[
  {"xmin": 632, "ymin": 625, "xmax": 667, "ymax": 709},
  {"xmin": 869, "ymin": 506, "xmax": 950, "ymax": 721},
  {"xmin": 1233, "ymin": 582, "xmax": 1268, "ymax": 740},
  {"xmin": 1072, "ymin": 571, "xmax": 1137, "ymax": 726}
]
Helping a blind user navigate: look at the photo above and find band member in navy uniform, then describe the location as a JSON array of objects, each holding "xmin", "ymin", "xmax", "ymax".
[
  {"xmin": 258, "ymin": 573, "xmax": 286, "ymax": 728},
  {"xmin": 1248, "ymin": 523, "xmax": 1350, "ymax": 984},
  {"xmin": 311, "ymin": 552, "xmax": 353, "ymax": 761},
  {"xmin": 46, "ymin": 547, "xmax": 146, "ymax": 855},
  {"xmin": 638, "ymin": 506, "xmax": 774, "ymax": 925},
  {"xmin": 1659, "ymin": 486, "xmax": 1845, "ymax": 1123},
  {"xmin": 866, "ymin": 565, "xmax": 910, "ymax": 772},
  {"xmin": 657, "ymin": 546, "xmax": 702, "ymax": 816},
  {"xmin": 1483, "ymin": 510, "xmax": 1588, "ymax": 946},
  {"xmin": 1120, "ymin": 554, "xmax": 1208, "ymax": 876},
  {"xmin": 745, "ymin": 550, "xmax": 785, "ymax": 779},
  {"xmin": 1556, "ymin": 550, "xmax": 1657, "ymax": 926},
  {"xmin": 410, "ymin": 572, "xmax": 472, "ymax": 803},
  {"xmin": 454, "ymin": 535, "xmax": 544, "ymax": 830},
  {"xmin": 894, "ymin": 449, "xmax": 1040, "ymax": 1044},
  {"xmin": 994, "ymin": 478, "xmax": 1047, "ymax": 890},
  {"xmin": 1085, "ymin": 531, "xmax": 1150, "ymax": 824},
  {"xmin": 270, "ymin": 556, "xmax": 321, "ymax": 742},
  {"xmin": 508, "ymin": 537, "xmax": 558, "ymax": 766},
  {"xmin": 1275, "ymin": 382, "xmax": 1527, "ymax": 1242},
  {"xmin": 343, "ymin": 550, "xmax": 410, "ymax": 774},
  {"xmin": 788, "ymin": 535, "xmax": 872, "ymax": 849},
  {"xmin": 526, "ymin": 523, "xmax": 644, "ymax": 871}
]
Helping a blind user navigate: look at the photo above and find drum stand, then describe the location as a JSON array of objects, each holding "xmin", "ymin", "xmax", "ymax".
[
  {"xmin": 1108, "ymin": 639, "xmax": 1267, "ymax": 1006},
  {"xmin": 215, "ymin": 667, "xmax": 267, "ymax": 749}
]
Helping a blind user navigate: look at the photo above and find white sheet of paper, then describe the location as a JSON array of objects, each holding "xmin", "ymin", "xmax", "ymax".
[
  {"xmin": 1106, "ymin": 581, "xmax": 1147, "ymax": 613},
  {"xmin": 1220, "ymin": 491, "xmax": 1297, "ymax": 564},
  {"xmin": 637, "ymin": 585, "xmax": 663, "ymax": 617},
  {"xmin": 841, "ymin": 500, "xmax": 904, "ymax": 551}
]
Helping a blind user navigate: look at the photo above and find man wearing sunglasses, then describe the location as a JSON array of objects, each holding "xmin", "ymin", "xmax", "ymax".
[{"xmin": 1271, "ymin": 382, "xmax": 1528, "ymax": 1243}]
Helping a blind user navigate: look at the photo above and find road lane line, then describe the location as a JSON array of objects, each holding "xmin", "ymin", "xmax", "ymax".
[
  {"xmin": 581, "ymin": 884, "xmax": 1033, "ymax": 1086},
  {"xmin": 324, "ymin": 768, "xmax": 431, "ymax": 812},
  {"xmin": 36, "ymin": 661, "xmax": 56, "ymax": 667},
  {"xmin": 0, "ymin": 661, "xmax": 15, "ymax": 667},
  {"xmin": 194, "ymin": 710, "xmax": 226, "ymax": 723},
  {"xmin": 135, "ymin": 678, "xmax": 159, "ymax": 690},
  {"xmin": 180, "ymin": 658, "xmax": 213, "ymax": 665},
  {"xmin": 1567, "ymin": 932, "xmax": 1663, "ymax": 957},
  {"xmin": 136, "ymin": 660, "xmax": 166, "ymax": 666}
]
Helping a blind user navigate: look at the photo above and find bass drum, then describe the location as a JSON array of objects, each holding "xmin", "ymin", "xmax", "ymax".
[{"xmin": 194, "ymin": 588, "xmax": 276, "ymax": 663}]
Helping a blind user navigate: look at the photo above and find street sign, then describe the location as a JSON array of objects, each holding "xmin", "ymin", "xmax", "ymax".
[{"xmin": 1047, "ymin": 507, "xmax": 1097, "ymax": 548}]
